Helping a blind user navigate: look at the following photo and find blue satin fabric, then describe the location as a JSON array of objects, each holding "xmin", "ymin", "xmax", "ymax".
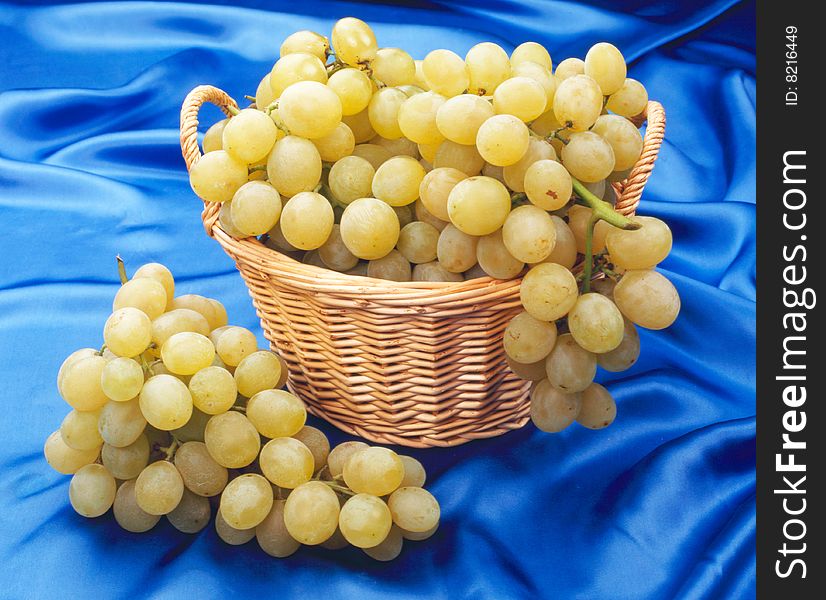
[{"xmin": 0, "ymin": 1, "xmax": 755, "ymax": 598}]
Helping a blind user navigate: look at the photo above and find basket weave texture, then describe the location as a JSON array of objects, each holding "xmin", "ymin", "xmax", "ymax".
[{"xmin": 180, "ymin": 85, "xmax": 666, "ymax": 447}]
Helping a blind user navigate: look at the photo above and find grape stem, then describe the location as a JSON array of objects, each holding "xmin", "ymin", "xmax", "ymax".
[
  {"xmin": 582, "ymin": 214, "xmax": 598, "ymax": 293},
  {"xmin": 116, "ymin": 255, "xmax": 128, "ymax": 284},
  {"xmin": 326, "ymin": 58, "xmax": 347, "ymax": 76},
  {"xmin": 322, "ymin": 481, "xmax": 356, "ymax": 496},
  {"xmin": 571, "ymin": 179, "xmax": 639, "ymax": 231},
  {"xmin": 226, "ymin": 105, "xmax": 240, "ymax": 117},
  {"xmin": 248, "ymin": 164, "xmax": 267, "ymax": 174},
  {"xmin": 159, "ymin": 436, "xmax": 180, "ymax": 461}
]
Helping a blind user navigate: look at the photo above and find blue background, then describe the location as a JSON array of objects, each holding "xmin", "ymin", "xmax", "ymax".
[{"xmin": 0, "ymin": 1, "xmax": 756, "ymax": 598}]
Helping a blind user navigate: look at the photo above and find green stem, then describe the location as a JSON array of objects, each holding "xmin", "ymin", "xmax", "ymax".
[
  {"xmin": 571, "ymin": 178, "xmax": 640, "ymax": 231},
  {"xmin": 97, "ymin": 344, "xmax": 107, "ymax": 356},
  {"xmin": 582, "ymin": 214, "xmax": 597, "ymax": 293},
  {"xmin": 322, "ymin": 481, "xmax": 356, "ymax": 496},
  {"xmin": 116, "ymin": 255, "xmax": 128, "ymax": 284},
  {"xmin": 160, "ymin": 436, "xmax": 180, "ymax": 461},
  {"xmin": 248, "ymin": 164, "xmax": 268, "ymax": 174},
  {"xmin": 226, "ymin": 105, "xmax": 240, "ymax": 116}
]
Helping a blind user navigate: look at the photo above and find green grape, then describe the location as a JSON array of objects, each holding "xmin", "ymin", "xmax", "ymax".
[
  {"xmin": 139, "ymin": 374, "xmax": 193, "ymax": 431},
  {"xmin": 174, "ymin": 440, "xmax": 228, "ymax": 497},
  {"xmin": 412, "ymin": 261, "xmax": 464, "ymax": 282},
  {"xmin": 502, "ymin": 137, "xmax": 556, "ymax": 193},
  {"xmin": 343, "ymin": 447, "xmax": 404, "ymax": 496},
  {"xmin": 132, "ymin": 263, "xmax": 174, "ymax": 309},
  {"xmin": 584, "ymin": 42, "xmax": 626, "ymax": 95},
  {"xmin": 215, "ymin": 509, "xmax": 255, "ymax": 545},
  {"xmin": 520, "ymin": 263, "xmax": 578, "ymax": 321},
  {"xmin": 280, "ymin": 30, "xmax": 329, "ymax": 62},
  {"xmin": 283, "ymin": 481, "xmax": 340, "ymax": 545},
  {"xmin": 220, "ymin": 473, "xmax": 274, "ymax": 529},
  {"xmin": 561, "ymin": 131, "xmax": 615, "ymax": 182},
  {"xmin": 475, "ymin": 114, "xmax": 530, "ymax": 167},
  {"xmin": 418, "ymin": 141, "xmax": 441, "ymax": 163},
  {"xmin": 187, "ymin": 366, "xmax": 236, "ymax": 415},
  {"xmin": 327, "ymin": 441, "xmax": 369, "ymax": 478},
  {"xmin": 567, "ymin": 293, "xmax": 625, "ymax": 354},
  {"xmin": 189, "ymin": 150, "xmax": 249, "ymax": 203},
  {"xmin": 57, "ymin": 348, "xmax": 98, "ymax": 395},
  {"xmin": 44, "ymin": 430, "xmax": 99, "ymax": 474},
  {"xmin": 202, "ymin": 118, "xmax": 228, "ymax": 153},
  {"xmin": 68, "ymin": 463, "xmax": 116, "ymax": 518},
  {"xmin": 606, "ymin": 78, "xmax": 648, "ymax": 118},
  {"xmin": 367, "ymin": 87, "xmax": 407, "ymax": 140},
  {"xmin": 319, "ymin": 224, "xmax": 360, "ymax": 272},
  {"xmin": 320, "ymin": 526, "xmax": 350, "ymax": 550},
  {"xmin": 502, "ymin": 204, "xmax": 556, "ymax": 264},
  {"xmin": 150, "ymin": 310, "xmax": 210, "ymax": 359},
  {"xmin": 435, "ymin": 94, "xmax": 494, "ymax": 146},
  {"xmin": 387, "ymin": 487, "xmax": 440, "ymax": 533},
  {"xmin": 397, "ymin": 221, "xmax": 440, "ymax": 264},
  {"xmin": 343, "ymin": 109, "xmax": 377, "ymax": 144},
  {"xmin": 419, "ymin": 167, "xmax": 467, "ymax": 222},
  {"xmin": 476, "ymin": 229, "xmax": 524, "ymax": 279},
  {"xmin": 60, "ymin": 409, "xmax": 103, "ymax": 451},
  {"xmin": 255, "ymin": 74, "xmax": 275, "ymax": 111},
  {"xmin": 605, "ymin": 216, "xmax": 672, "ymax": 270},
  {"xmin": 222, "ymin": 108, "xmax": 279, "ymax": 164},
  {"xmin": 246, "ymin": 389, "xmax": 307, "ymax": 438},
  {"xmin": 363, "ymin": 525, "xmax": 404, "ymax": 561},
  {"xmin": 234, "ymin": 351, "xmax": 282, "ymax": 398},
  {"xmin": 413, "ymin": 59, "xmax": 429, "ymax": 90},
  {"xmin": 433, "ymin": 140, "xmax": 485, "ymax": 176},
  {"xmin": 103, "ymin": 308, "xmax": 152, "ymax": 358},
  {"xmin": 554, "ymin": 57, "xmax": 585, "ymax": 81},
  {"xmin": 503, "ymin": 311, "xmax": 557, "ymax": 364},
  {"xmin": 279, "ymin": 81, "xmax": 342, "ymax": 139},
  {"xmin": 447, "ymin": 176, "xmax": 510, "ymax": 236},
  {"xmin": 329, "ymin": 155, "xmax": 375, "ymax": 205},
  {"xmin": 567, "ymin": 205, "xmax": 613, "ymax": 254},
  {"xmin": 135, "ymin": 460, "xmax": 184, "ymax": 516},
  {"xmin": 229, "ymin": 181, "xmax": 282, "ymax": 237},
  {"xmin": 166, "ymin": 488, "xmax": 211, "ymax": 533},
  {"xmin": 215, "ymin": 326, "xmax": 258, "ymax": 367},
  {"xmin": 511, "ymin": 61, "xmax": 557, "ymax": 107},
  {"xmin": 219, "ymin": 204, "xmax": 246, "ymax": 241},
  {"xmin": 544, "ymin": 333, "xmax": 596, "ymax": 393},
  {"xmin": 367, "ymin": 249, "xmax": 412, "ymax": 281},
  {"xmin": 354, "ymin": 142, "xmax": 396, "ymax": 167},
  {"xmin": 169, "ymin": 294, "xmax": 219, "ymax": 330},
  {"xmin": 260, "ymin": 437, "xmax": 314, "ymax": 489},
  {"xmin": 397, "ymin": 91, "xmax": 446, "ymax": 145},
  {"xmin": 401, "ymin": 522, "xmax": 439, "ymax": 541},
  {"xmin": 613, "ymin": 270, "xmax": 681, "ymax": 330},
  {"xmin": 269, "ymin": 52, "xmax": 328, "ymax": 97},
  {"xmin": 598, "ymin": 319, "xmax": 640, "ymax": 372},
  {"xmin": 256, "ymin": 499, "xmax": 301, "ymax": 557},
  {"xmin": 172, "ymin": 407, "xmax": 210, "ymax": 443},
  {"xmin": 101, "ymin": 434, "xmax": 150, "ymax": 480},
  {"xmin": 524, "ymin": 159, "xmax": 572, "ymax": 211},
  {"xmin": 113, "ymin": 479, "xmax": 160, "ymax": 533},
  {"xmin": 339, "ymin": 493, "xmax": 393, "ymax": 548},
  {"xmin": 421, "ymin": 49, "xmax": 469, "ymax": 98},
  {"xmin": 372, "ymin": 156, "xmax": 426, "ymax": 207},
  {"xmin": 204, "ymin": 411, "xmax": 261, "ymax": 468},
  {"xmin": 553, "ymin": 75, "xmax": 603, "ymax": 132},
  {"xmin": 591, "ymin": 276, "xmax": 617, "ymax": 300},
  {"xmin": 372, "ymin": 47, "xmax": 416, "ymax": 87},
  {"xmin": 506, "ymin": 354, "xmax": 547, "ymax": 381},
  {"xmin": 280, "ymin": 191, "xmax": 335, "ymax": 250},
  {"xmin": 331, "ymin": 17, "xmax": 378, "ymax": 67},
  {"xmin": 99, "ymin": 397, "xmax": 146, "ymax": 447},
  {"xmin": 415, "ymin": 199, "xmax": 449, "ymax": 232},
  {"xmin": 328, "ymin": 68, "xmax": 373, "ymax": 116},
  {"xmin": 340, "ymin": 197, "xmax": 400, "ymax": 260},
  {"xmin": 465, "ymin": 42, "xmax": 511, "ymax": 94},
  {"xmin": 113, "ymin": 277, "xmax": 167, "ymax": 320},
  {"xmin": 510, "ymin": 41, "xmax": 553, "ymax": 70},
  {"xmin": 161, "ymin": 332, "xmax": 215, "ymax": 376},
  {"xmin": 60, "ymin": 354, "xmax": 109, "ymax": 411},
  {"xmin": 530, "ymin": 379, "xmax": 581, "ymax": 433},
  {"xmin": 267, "ymin": 135, "xmax": 322, "ymax": 197},
  {"xmin": 398, "ymin": 455, "xmax": 426, "ymax": 488},
  {"xmin": 576, "ymin": 383, "xmax": 617, "ymax": 429},
  {"xmin": 591, "ymin": 114, "xmax": 643, "ymax": 171},
  {"xmin": 492, "ymin": 76, "xmax": 547, "ymax": 122},
  {"xmin": 291, "ymin": 426, "xmax": 330, "ymax": 473},
  {"xmin": 436, "ymin": 224, "xmax": 478, "ymax": 273},
  {"xmin": 393, "ymin": 204, "xmax": 415, "ymax": 228},
  {"xmin": 312, "ymin": 122, "xmax": 356, "ymax": 163}
]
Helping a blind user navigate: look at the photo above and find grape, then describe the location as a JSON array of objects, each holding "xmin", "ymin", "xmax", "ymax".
[
  {"xmin": 393, "ymin": 204, "xmax": 415, "ymax": 229},
  {"xmin": 506, "ymin": 354, "xmax": 547, "ymax": 381},
  {"xmin": 339, "ymin": 493, "xmax": 393, "ymax": 548},
  {"xmin": 552, "ymin": 75, "xmax": 603, "ymax": 132},
  {"xmin": 372, "ymin": 47, "xmax": 416, "ymax": 87},
  {"xmin": 418, "ymin": 168, "xmax": 467, "ymax": 223},
  {"xmin": 135, "ymin": 461, "xmax": 184, "ymax": 516},
  {"xmin": 229, "ymin": 181, "xmax": 282, "ymax": 237},
  {"xmin": 393, "ymin": 456, "xmax": 426, "ymax": 489},
  {"xmin": 328, "ymin": 155, "xmax": 375, "ymax": 205},
  {"xmin": 418, "ymin": 141, "xmax": 441, "ymax": 163},
  {"xmin": 520, "ymin": 263, "xmax": 578, "ymax": 321},
  {"xmin": 283, "ymin": 481, "xmax": 340, "ymax": 545},
  {"xmin": 255, "ymin": 74, "xmax": 275, "ymax": 111},
  {"xmin": 613, "ymin": 270, "xmax": 681, "ymax": 330},
  {"xmin": 476, "ymin": 229, "xmax": 524, "ymax": 279},
  {"xmin": 269, "ymin": 52, "xmax": 328, "ymax": 97},
  {"xmin": 320, "ymin": 527, "xmax": 350, "ymax": 550},
  {"xmin": 215, "ymin": 510, "xmax": 255, "ymax": 545},
  {"xmin": 222, "ymin": 108, "xmax": 279, "ymax": 164},
  {"xmin": 168, "ymin": 294, "xmax": 219, "ymax": 330},
  {"xmin": 503, "ymin": 311, "xmax": 557, "ymax": 364},
  {"xmin": 598, "ymin": 319, "xmax": 640, "ymax": 372},
  {"xmin": 280, "ymin": 30, "xmax": 329, "ymax": 62},
  {"xmin": 544, "ymin": 333, "xmax": 596, "ymax": 393},
  {"xmin": 367, "ymin": 87, "xmax": 407, "ymax": 140},
  {"xmin": 605, "ymin": 216, "xmax": 672, "ymax": 270},
  {"xmin": 502, "ymin": 137, "xmax": 556, "ymax": 193},
  {"xmin": 279, "ymin": 81, "xmax": 342, "ymax": 140},
  {"xmin": 476, "ymin": 114, "xmax": 530, "ymax": 167},
  {"xmin": 318, "ymin": 223, "xmax": 359, "ymax": 272},
  {"xmin": 99, "ymin": 397, "xmax": 147, "ymax": 447},
  {"xmin": 188, "ymin": 366, "xmax": 237, "ymax": 415},
  {"xmin": 584, "ymin": 42, "xmax": 626, "ymax": 95},
  {"xmin": 256, "ymin": 499, "xmax": 301, "ymax": 557},
  {"xmin": 57, "ymin": 348, "xmax": 98, "ymax": 395},
  {"xmin": 502, "ymin": 205, "xmax": 556, "ymax": 264},
  {"xmin": 606, "ymin": 78, "xmax": 648, "ymax": 118},
  {"xmin": 524, "ymin": 159, "xmax": 572, "ymax": 211},
  {"xmin": 139, "ymin": 375, "xmax": 192, "ymax": 431},
  {"xmin": 567, "ymin": 293, "xmax": 624, "ymax": 353},
  {"xmin": 61, "ymin": 409, "xmax": 103, "ymax": 451},
  {"xmin": 492, "ymin": 76, "xmax": 547, "ymax": 122},
  {"xmin": 530, "ymin": 379, "xmax": 581, "ymax": 433},
  {"xmin": 328, "ymin": 68, "xmax": 373, "ymax": 116},
  {"xmin": 591, "ymin": 114, "xmax": 643, "ymax": 171},
  {"xmin": 415, "ymin": 199, "xmax": 449, "ymax": 232},
  {"xmin": 372, "ymin": 155, "xmax": 426, "ymax": 207},
  {"xmin": 343, "ymin": 447, "xmax": 404, "ymax": 496},
  {"xmin": 101, "ymin": 434, "xmax": 150, "ymax": 480},
  {"xmin": 267, "ymin": 135, "xmax": 322, "ymax": 198},
  {"xmin": 367, "ymin": 249, "xmax": 412, "ymax": 281},
  {"xmin": 591, "ymin": 276, "xmax": 617, "ymax": 300},
  {"xmin": 412, "ymin": 59, "xmax": 429, "ymax": 90},
  {"xmin": 363, "ymin": 525, "xmax": 403, "ymax": 561},
  {"xmin": 436, "ymin": 224, "xmax": 478, "ymax": 273},
  {"xmin": 234, "ymin": 351, "xmax": 281, "ymax": 398},
  {"xmin": 352, "ymin": 143, "xmax": 393, "ymax": 168},
  {"xmin": 220, "ymin": 473, "xmax": 274, "ymax": 530},
  {"xmin": 260, "ymin": 438, "xmax": 314, "ymax": 489},
  {"xmin": 554, "ymin": 57, "xmax": 585, "ymax": 81},
  {"xmin": 436, "ymin": 94, "xmax": 495, "ymax": 146},
  {"xmin": 292, "ymin": 426, "xmax": 330, "ymax": 473},
  {"xmin": 249, "ymin": 389, "xmax": 308, "ymax": 438},
  {"xmin": 422, "ymin": 49, "xmax": 469, "ymax": 97},
  {"xmin": 561, "ymin": 131, "xmax": 615, "ymax": 183},
  {"xmin": 387, "ymin": 487, "xmax": 440, "ymax": 533},
  {"xmin": 44, "ymin": 430, "xmax": 99, "ymax": 474},
  {"xmin": 204, "ymin": 411, "xmax": 260, "ymax": 468},
  {"xmin": 172, "ymin": 407, "xmax": 211, "ymax": 444},
  {"xmin": 398, "ymin": 91, "xmax": 446, "ymax": 145},
  {"xmin": 447, "ymin": 176, "xmax": 510, "ymax": 236},
  {"xmin": 433, "ymin": 140, "xmax": 485, "ymax": 176},
  {"xmin": 202, "ymin": 119, "xmax": 228, "ymax": 153},
  {"xmin": 340, "ymin": 197, "xmax": 400, "ymax": 260},
  {"xmin": 401, "ymin": 523, "xmax": 439, "ymax": 541},
  {"xmin": 114, "ymin": 277, "xmax": 167, "ymax": 320},
  {"xmin": 279, "ymin": 192, "xmax": 335, "ymax": 251},
  {"xmin": 327, "ymin": 441, "xmax": 369, "ymax": 478},
  {"xmin": 342, "ymin": 109, "xmax": 377, "ymax": 144},
  {"xmin": 412, "ymin": 261, "xmax": 464, "ymax": 282},
  {"xmin": 166, "ymin": 488, "xmax": 211, "ymax": 533},
  {"xmin": 332, "ymin": 17, "xmax": 377, "ymax": 67},
  {"xmin": 465, "ymin": 42, "xmax": 511, "ymax": 95},
  {"xmin": 511, "ymin": 61, "xmax": 557, "ymax": 107},
  {"xmin": 188, "ymin": 150, "xmax": 249, "ymax": 203},
  {"xmin": 161, "ymin": 332, "xmax": 215, "ymax": 376},
  {"xmin": 576, "ymin": 383, "xmax": 617, "ymax": 429},
  {"xmin": 103, "ymin": 308, "xmax": 152, "ymax": 358},
  {"xmin": 396, "ymin": 222, "xmax": 440, "ymax": 264},
  {"xmin": 132, "ymin": 263, "xmax": 174, "ymax": 310},
  {"xmin": 567, "ymin": 206, "xmax": 613, "ymax": 254},
  {"xmin": 113, "ymin": 479, "xmax": 161, "ymax": 533},
  {"xmin": 312, "ymin": 122, "xmax": 356, "ymax": 163},
  {"xmin": 510, "ymin": 41, "xmax": 552, "ymax": 70},
  {"xmin": 174, "ymin": 440, "xmax": 228, "ymax": 497}
]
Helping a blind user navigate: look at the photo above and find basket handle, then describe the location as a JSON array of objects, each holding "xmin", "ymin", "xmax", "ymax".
[{"xmin": 615, "ymin": 101, "xmax": 666, "ymax": 216}]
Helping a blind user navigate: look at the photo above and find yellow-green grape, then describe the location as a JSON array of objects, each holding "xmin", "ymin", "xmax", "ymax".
[
  {"xmin": 215, "ymin": 510, "xmax": 255, "ymax": 545},
  {"xmin": 189, "ymin": 150, "xmax": 249, "ymax": 203},
  {"xmin": 502, "ymin": 205, "xmax": 556, "ymax": 264},
  {"xmin": 422, "ymin": 49, "xmax": 469, "ymax": 97},
  {"xmin": 60, "ymin": 409, "xmax": 103, "ymax": 451},
  {"xmin": 101, "ymin": 434, "xmax": 149, "ymax": 480},
  {"xmin": 269, "ymin": 52, "xmax": 328, "ymax": 97},
  {"xmin": 502, "ymin": 138, "xmax": 556, "ymax": 194},
  {"xmin": 150, "ymin": 309, "xmax": 210, "ymax": 357},
  {"xmin": 256, "ymin": 499, "xmax": 301, "ymax": 557},
  {"xmin": 343, "ymin": 109, "xmax": 377, "ymax": 144},
  {"xmin": 339, "ymin": 493, "xmax": 393, "ymax": 548},
  {"xmin": 202, "ymin": 118, "xmax": 228, "ymax": 153},
  {"xmin": 433, "ymin": 140, "xmax": 485, "ymax": 176},
  {"xmin": 398, "ymin": 455, "xmax": 426, "ymax": 488},
  {"xmin": 229, "ymin": 181, "xmax": 282, "ymax": 237},
  {"xmin": 234, "ymin": 350, "xmax": 281, "ymax": 398},
  {"xmin": 614, "ymin": 270, "xmax": 681, "ymax": 330},
  {"xmin": 576, "ymin": 383, "xmax": 617, "ymax": 429},
  {"xmin": 327, "ymin": 441, "xmax": 369, "ymax": 478},
  {"xmin": 292, "ymin": 426, "xmax": 330, "ymax": 473},
  {"xmin": 372, "ymin": 156, "xmax": 426, "ymax": 207},
  {"xmin": 331, "ymin": 17, "xmax": 377, "ymax": 66},
  {"xmin": 503, "ymin": 311, "xmax": 558, "ymax": 364},
  {"xmin": 103, "ymin": 307, "xmax": 152, "ymax": 358},
  {"xmin": 138, "ymin": 374, "xmax": 192, "ymax": 431},
  {"xmin": 174, "ymin": 440, "xmax": 228, "ymax": 497},
  {"xmin": 418, "ymin": 141, "xmax": 441, "ymax": 163},
  {"xmin": 57, "ymin": 348, "xmax": 98, "ymax": 395},
  {"xmin": 312, "ymin": 122, "xmax": 355, "ymax": 163},
  {"xmin": 255, "ymin": 74, "xmax": 275, "ymax": 111},
  {"xmin": 343, "ymin": 447, "xmax": 404, "ymax": 496},
  {"xmin": 215, "ymin": 326, "xmax": 258, "ymax": 367},
  {"xmin": 387, "ymin": 487, "xmax": 440, "ymax": 533},
  {"xmin": 279, "ymin": 191, "xmax": 334, "ymax": 250},
  {"xmin": 591, "ymin": 276, "xmax": 617, "ymax": 300},
  {"xmin": 538, "ymin": 216, "xmax": 576, "ymax": 270},
  {"xmin": 220, "ymin": 473, "xmax": 273, "ymax": 530},
  {"xmin": 318, "ymin": 224, "xmax": 359, "ymax": 272},
  {"xmin": 329, "ymin": 155, "xmax": 375, "ymax": 205},
  {"xmin": 363, "ymin": 525, "xmax": 404, "ymax": 561},
  {"xmin": 393, "ymin": 204, "xmax": 415, "ymax": 228},
  {"xmin": 340, "ymin": 197, "xmax": 400, "ymax": 260},
  {"xmin": 413, "ymin": 59, "xmax": 429, "ymax": 90},
  {"xmin": 166, "ymin": 488, "xmax": 211, "ymax": 534},
  {"xmin": 598, "ymin": 319, "xmax": 640, "ymax": 372},
  {"xmin": 555, "ymin": 57, "xmax": 585, "ymax": 81},
  {"xmin": 605, "ymin": 216, "xmax": 672, "ymax": 270},
  {"xmin": 401, "ymin": 523, "xmax": 439, "ymax": 541},
  {"xmin": 415, "ymin": 199, "xmax": 449, "ymax": 232},
  {"xmin": 168, "ymin": 294, "xmax": 218, "ymax": 329},
  {"xmin": 218, "ymin": 202, "xmax": 249, "ymax": 239},
  {"xmin": 606, "ymin": 78, "xmax": 648, "ymax": 118},
  {"xmin": 372, "ymin": 47, "xmax": 416, "ymax": 86},
  {"xmin": 160, "ymin": 332, "xmax": 214, "ymax": 376},
  {"xmin": 280, "ymin": 29, "xmax": 329, "ymax": 62},
  {"xmin": 69, "ymin": 463, "xmax": 116, "ymax": 518},
  {"xmin": 267, "ymin": 135, "xmax": 322, "ymax": 197},
  {"xmin": 419, "ymin": 167, "xmax": 467, "ymax": 222},
  {"xmin": 476, "ymin": 229, "xmax": 524, "ymax": 279},
  {"xmin": 530, "ymin": 379, "xmax": 581, "ymax": 433},
  {"xmin": 135, "ymin": 461, "xmax": 184, "ymax": 516},
  {"xmin": 44, "ymin": 430, "xmax": 99, "ymax": 474},
  {"xmin": 99, "ymin": 357, "xmax": 143, "ymax": 402},
  {"xmin": 328, "ymin": 68, "xmax": 373, "ymax": 116},
  {"xmin": 524, "ymin": 159, "xmax": 572, "ymax": 211},
  {"xmin": 222, "ymin": 108, "xmax": 279, "ymax": 164},
  {"xmin": 584, "ymin": 42, "xmax": 626, "ymax": 95},
  {"xmin": 506, "ymin": 354, "xmax": 547, "ymax": 381},
  {"xmin": 188, "ymin": 366, "xmax": 236, "ymax": 415},
  {"xmin": 320, "ymin": 527, "xmax": 350, "ymax": 550},
  {"xmin": 553, "ymin": 74, "xmax": 603, "ymax": 132},
  {"xmin": 530, "ymin": 107, "xmax": 564, "ymax": 136},
  {"xmin": 545, "ymin": 333, "xmax": 596, "ymax": 393},
  {"xmin": 367, "ymin": 250, "xmax": 412, "ymax": 281},
  {"xmin": 132, "ymin": 263, "xmax": 174, "ymax": 309},
  {"xmin": 492, "ymin": 76, "xmax": 547, "ymax": 122},
  {"xmin": 520, "ymin": 263, "xmax": 578, "ymax": 321},
  {"xmin": 476, "ymin": 114, "xmax": 530, "ymax": 167},
  {"xmin": 265, "ymin": 222, "xmax": 299, "ymax": 253},
  {"xmin": 204, "ymin": 411, "xmax": 261, "ymax": 468},
  {"xmin": 567, "ymin": 293, "xmax": 625, "ymax": 354},
  {"xmin": 396, "ymin": 221, "xmax": 440, "ymax": 264},
  {"xmin": 412, "ymin": 261, "xmax": 464, "ymax": 282},
  {"xmin": 260, "ymin": 437, "xmax": 314, "ymax": 489},
  {"xmin": 367, "ymin": 87, "xmax": 407, "ymax": 140},
  {"xmin": 113, "ymin": 479, "xmax": 160, "ymax": 533},
  {"xmin": 279, "ymin": 81, "xmax": 342, "ymax": 139},
  {"xmin": 447, "ymin": 176, "xmax": 510, "ymax": 236},
  {"xmin": 511, "ymin": 61, "xmax": 557, "ymax": 108},
  {"xmin": 98, "ymin": 398, "xmax": 146, "ymax": 447},
  {"xmin": 511, "ymin": 41, "xmax": 552, "ymax": 69},
  {"xmin": 246, "ymin": 389, "xmax": 306, "ymax": 438},
  {"xmin": 436, "ymin": 224, "xmax": 478, "ymax": 273},
  {"xmin": 283, "ymin": 481, "xmax": 340, "ymax": 545},
  {"xmin": 172, "ymin": 407, "xmax": 211, "ymax": 444},
  {"xmin": 397, "ymin": 92, "xmax": 446, "ymax": 146},
  {"xmin": 465, "ymin": 42, "xmax": 511, "ymax": 94},
  {"xmin": 60, "ymin": 354, "xmax": 109, "ymax": 411},
  {"xmin": 435, "ymin": 94, "xmax": 494, "ymax": 146},
  {"xmin": 353, "ymin": 142, "xmax": 394, "ymax": 168},
  {"xmin": 567, "ymin": 205, "xmax": 613, "ymax": 254},
  {"xmin": 561, "ymin": 131, "xmax": 615, "ymax": 182},
  {"xmin": 591, "ymin": 114, "xmax": 643, "ymax": 171},
  {"xmin": 113, "ymin": 277, "xmax": 167, "ymax": 320}
]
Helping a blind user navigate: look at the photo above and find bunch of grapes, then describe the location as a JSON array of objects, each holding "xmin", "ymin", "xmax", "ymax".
[
  {"xmin": 44, "ymin": 259, "xmax": 440, "ymax": 561},
  {"xmin": 189, "ymin": 18, "xmax": 679, "ymax": 434}
]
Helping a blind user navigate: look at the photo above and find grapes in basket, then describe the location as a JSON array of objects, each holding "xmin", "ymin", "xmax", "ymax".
[
  {"xmin": 45, "ymin": 259, "xmax": 440, "ymax": 561},
  {"xmin": 188, "ymin": 17, "xmax": 679, "ymax": 435}
]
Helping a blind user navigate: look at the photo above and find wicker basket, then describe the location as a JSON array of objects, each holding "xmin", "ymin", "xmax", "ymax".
[{"xmin": 180, "ymin": 85, "xmax": 665, "ymax": 448}]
